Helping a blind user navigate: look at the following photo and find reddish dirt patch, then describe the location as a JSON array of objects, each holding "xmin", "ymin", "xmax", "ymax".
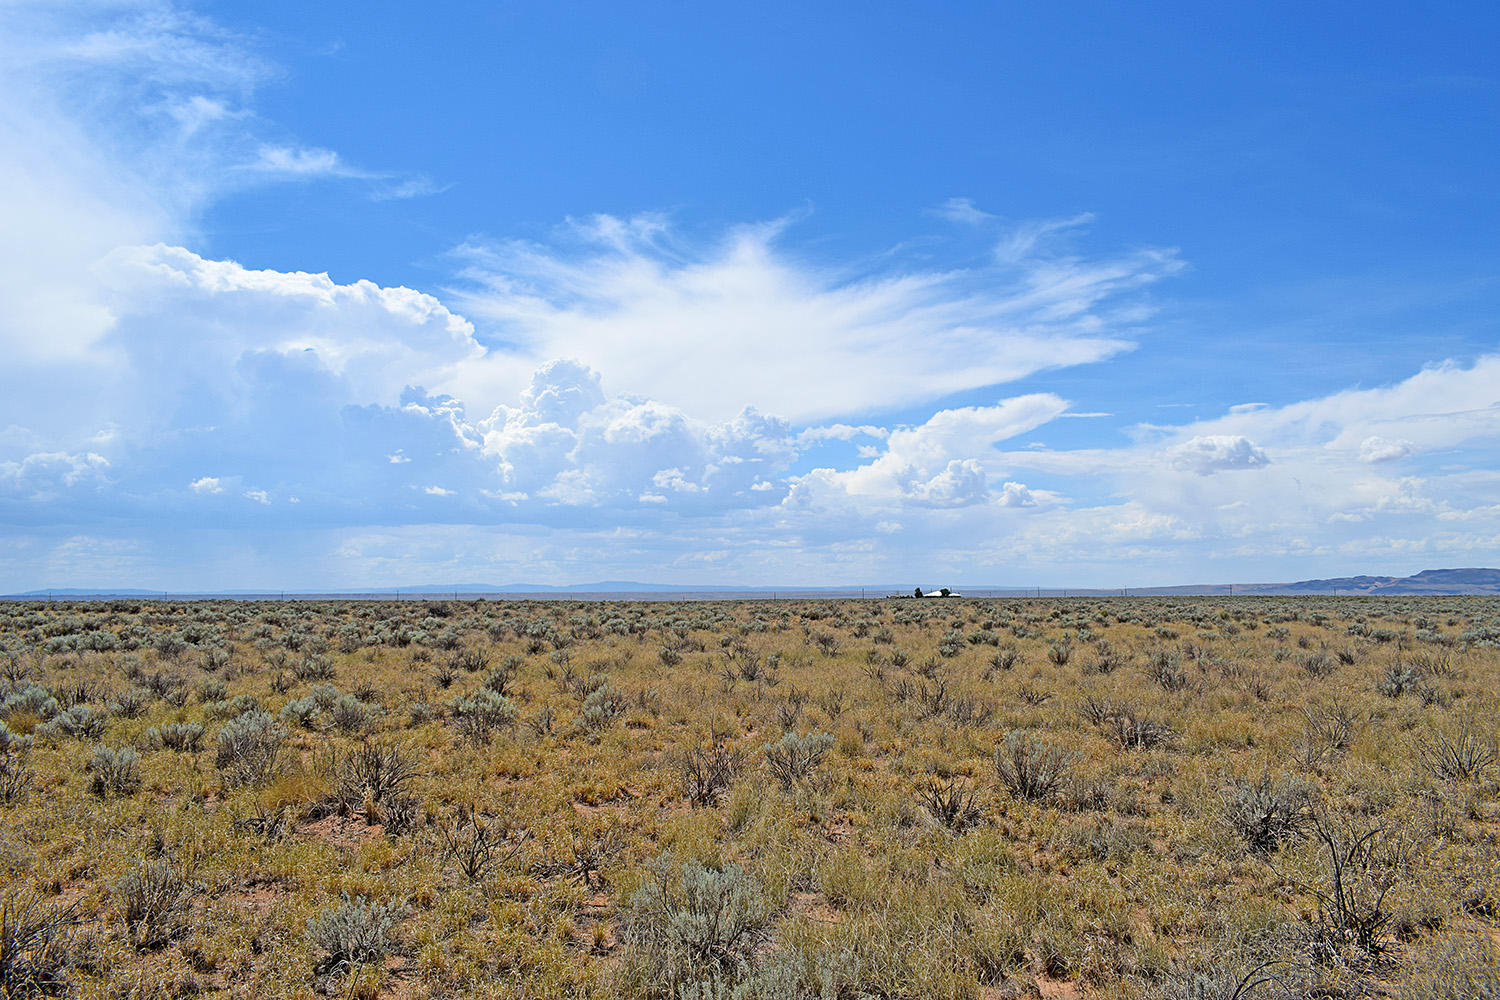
[
  {"xmin": 216, "ymin": 884, "xmax": 282, "ymax": 917},
  {"xmin": 569, "ymin": 890, "xmax": 618, "ymax": 954},
  {"xmin": 301, "ymin": 812, "xmax": 383, "ymax": 849},
  {"xmin": 789, "ymin": 890, "xmax": 841, "ymax": 925},
  {"xmin": 1034, "ymin": 974, "xmax": 1083, "ymax": 1000}
]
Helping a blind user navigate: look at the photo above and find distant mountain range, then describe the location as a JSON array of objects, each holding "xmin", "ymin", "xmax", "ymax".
[
  {"xmin": 1234, "ymin": 567, "xmax": 1500, "ymax": 595},
  {"xmin": 8, "ymin": 568, "xmax": 1500, "ymax": 598}
]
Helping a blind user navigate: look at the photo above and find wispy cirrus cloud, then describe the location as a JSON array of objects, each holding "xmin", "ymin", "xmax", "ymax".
[
  {"xmin": 244, "ymin": 144, "xmax": 445, "ymax": 199},
  {"xmin": 448, "ymin": 213, "xmax": 1181, "ymax": 423},
  {"xmin": 930, "ymin": 196, "xmax": 994, "ymax": 225}
]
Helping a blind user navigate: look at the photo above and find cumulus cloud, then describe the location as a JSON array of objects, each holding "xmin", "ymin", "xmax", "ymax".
[
  {"xmin": 786, "ymin": 395, "xmax": 1065, "ymax": 515},
  {"xmin": 909, "ymin": 459, "xmax": 989, "ymax": 508},
  {"xmin": 838, "ymin": 396, "xmax": 1066, "ymax": 497},
  {"xmin": 478, "ymin": 361, "xmax": 794, "ymax": 511},
  {"xmin": 0, "ymin": 451, "xmax": 109, "ymax": 499},
  {"xmin": 1168, "ymin": 435, "xmax": 1270, "ymax": 474},
  {"xmin": 996, "ymin": 481, "xmax": 1038, "ymax": 508},
  {"xmin": 189, "ymin": 476, "xmax": 223, "ymax": 494},
  {"xmin": 1359, "ymin": 436, "xmax": 1413, "ymax": 463}
]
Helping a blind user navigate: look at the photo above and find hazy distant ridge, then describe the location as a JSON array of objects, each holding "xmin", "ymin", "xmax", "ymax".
[
  {"xmin": 1235, "ymin": 567, "xmax": 1500, "ymax": 595},
  {"xmin": 11, "ymin": 568, "xmax": 1500, "ymax": 598}
]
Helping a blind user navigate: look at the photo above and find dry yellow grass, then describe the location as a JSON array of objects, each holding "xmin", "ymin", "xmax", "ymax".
[{"xmin": 0, "ymin": 596, "xmax": 1497, "ymax": 999}]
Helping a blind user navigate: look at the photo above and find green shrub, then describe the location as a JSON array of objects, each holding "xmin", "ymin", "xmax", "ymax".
[
  {"xmin": 621, "ymin": 854, "xmax": 771, "ymax": 996},
  {"xmin": 450, "ymin": 688, "xmax": 517, "ymax": 743},
  {"xmin": 994, "ymin": 730, "xmax": 1075, "ymax": 802},
  {"xmin": 0, "ymin": 890, "xmax": 74, "ymax": 998},
  {"xmin": 306, "ymin": 893, "xmax": 405, "ymax": 974},
  {"xmin": 86, "ymin": 745, "xmax": 141, "ymax": 797},
  {"xmin": 214, "ymin": 710, "xmax": 287, "ymax": 786},
  {"xmin": 115, "ymin": 858, "xmax": 191, "ymax": 950},
  {"xmin": 279, "ymin": 695, "xmax": 320, "ymax": 729},
  {"xmin": 763, "ymin": 731, "xmax": 834, "ymax": 790},
  {"xmin": 578, "ymin": 681, "xmax": 626, "ymax": 732},
  {"xmin": 1219, "ymin": 773, "xmax": 1316, "ymax": 856},
  {"xmin": 39, "ymin": 704, "xmax": 108, "ymax": 740}
]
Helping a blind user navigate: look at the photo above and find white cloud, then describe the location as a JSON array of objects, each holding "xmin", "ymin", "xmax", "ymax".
[
  {"xmin": 247, "ymin": 145, "xmax": 347, "ymax": 176},
  {"xmin": 189, "ymin": 476, "xmax": 222, "ymax": 494},
  {"xmin": 796, "ymin": 423, "xmax": 889, "ymax": 446},
  {"xmin": 0, "ymin": 0, "xmax": 434, "ymax": 376},
  {"xmin": 242, "ymin": 145, "xmax": 440, "ymax": 199},
  {"xmin": 909, "ymin": 459, "xmax": 989, "ymax": 508},
  {"xmin": 786, "ymin": 395, "xmax": 1065, "ymax": 514},
  {"xmin": 839, "ymin": 395, "xmax": 1068, "ymax": 497},
  {"xmin": 1168, "ymin": 435, "xmax": 1271, "ymax": 474},
  {"xmin": 1359, "ymin": 436, "xmax": 1413, "ymax": 463},
  {"xmin": 449, "ymin": 214, "xmax": 1179, "ymax": 422},
  {"xmin": 1, "ymin": 451, "xmax": 109, "ymax": 498},
  {"xmin": 931, "ymin": 197, "xmax": 994, "ymax": 225},
  {"xmin": 85, "ymin": 243, "xmax": 482, "ymax": 438},
  {"xmin": 994, "ymin": 212, "xmax": 1096, "ymax": 264},
  {"xmin": 996, "ymin": 481, "xmax": 1038, "ymax": 507},
  {"xmin": 243, "ymin": 489, "xmax": 270, "ymax": 504}
]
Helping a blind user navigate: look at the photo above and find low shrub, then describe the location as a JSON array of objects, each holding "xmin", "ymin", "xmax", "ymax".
[
  {"xmin": 0, "ymin": 890, "xmax": 74, "ymax": 998},
  {"xmin": 620, "ymin": 854, "xmax": 771, "ymax": 996},
  {"xmin": 144, "ymin": 722, "xmax": 205, "ymax": 753},
  {"xmin": 1219, "ymin": 773, "xmax": 1316, "ymax": 856},
  {"xmin": 214, "ymin": 710, "xmax": 287, "ymax": 786},
  {"xmin": 676, "ymin": 732, "xmax": 745, "ymax": 807},
  {"xmin": 763, "ymin": 730, "xmax": 834, "ymax": 790},
  {"xmin": 39, "ymin": 704, "xmax": 109, "ymax": 740},
  {"xmin": 306, "ymin": 893, "xmax": 405, "ymax": 974},
  {"xmin": 994, "ymin": 730, "xmax": 1075, "ymax": 802},
  {"xmin": 450, "ymin": 688, "xmax": 517, "ymax": 743},
  {"xmin": 578, "ymin": 680, "xmax": 626, "ymax": 732},
  {"xmin": 115, "ymin": 858, "xmax": 191, "ymax": 950},
  {"xmin": 86, "ymin": 745, "xmax": 141, "ymax": 797}
]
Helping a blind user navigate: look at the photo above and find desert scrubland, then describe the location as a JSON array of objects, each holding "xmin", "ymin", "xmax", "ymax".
[{"xmin": 1, "ymin": 596, "xmax": 1497, "ymax": 999}]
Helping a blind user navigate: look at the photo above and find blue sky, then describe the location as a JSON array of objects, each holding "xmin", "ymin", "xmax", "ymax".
[{"xmin": 2, "ymin": 0, "xmax": 1498, "ymax": 590}]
